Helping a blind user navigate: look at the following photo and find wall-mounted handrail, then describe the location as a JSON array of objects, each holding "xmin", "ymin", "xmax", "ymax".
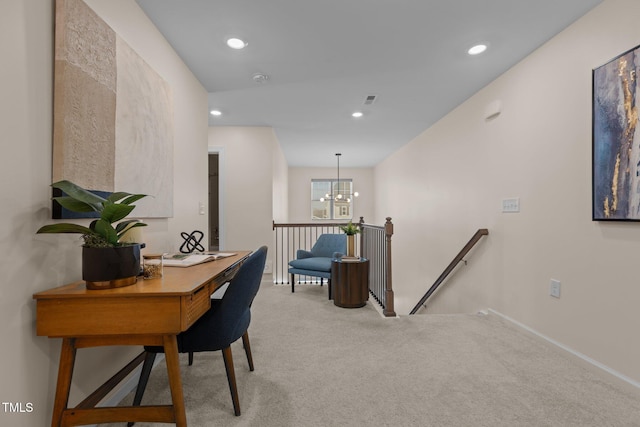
[{"xmin": 409, "ymin": 228, "xmax": 488, "ymax": 315}]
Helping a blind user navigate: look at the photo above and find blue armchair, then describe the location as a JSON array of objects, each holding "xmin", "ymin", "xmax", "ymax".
[{"xmin": 288, "ymin": 234, "xmax": 346, "ymax": 294}]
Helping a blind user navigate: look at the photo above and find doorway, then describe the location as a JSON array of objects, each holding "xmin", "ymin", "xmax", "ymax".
[{"xmin": 208, "ymin": 153, "xmax": 219, "ymax": 251}]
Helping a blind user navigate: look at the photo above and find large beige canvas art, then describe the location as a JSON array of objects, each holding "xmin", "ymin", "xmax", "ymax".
[{"xmin": 53, "ymin": 0, "xmax": 173, "ymax": 218}]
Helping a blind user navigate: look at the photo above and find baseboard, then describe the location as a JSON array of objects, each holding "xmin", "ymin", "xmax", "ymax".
[
  {"xmin": 84, "ymin": 354, "xmax": 165, "ymax": 427},
  {"xmin": 487, "ymin": 309, "xmax": 640, "ymax": 391}
]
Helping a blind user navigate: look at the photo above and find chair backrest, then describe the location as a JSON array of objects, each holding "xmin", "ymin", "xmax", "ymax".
[
  {"xmin": 311, "ymin": 234, "xmax": 347, "ymax": 258},
  {"xmin": 208, "ymin": 246, "xmax": 268, "ymax": 342}
]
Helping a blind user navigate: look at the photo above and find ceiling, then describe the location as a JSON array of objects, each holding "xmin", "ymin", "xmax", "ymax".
[{"xmin": 135, "ymin": 0, "xmax": 602, "ymax": 168}]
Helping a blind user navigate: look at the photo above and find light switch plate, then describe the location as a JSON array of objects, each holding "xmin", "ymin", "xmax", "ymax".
[
  {"xmin": 502, "ymin": 198, "xmax": 520, "ymax": 213},
  {"xmin": 550, "ymin": 279, "xmax": 561, "ymax": 298}
]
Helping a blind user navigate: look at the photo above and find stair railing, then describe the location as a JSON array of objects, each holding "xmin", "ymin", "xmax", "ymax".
[
  {"xmin": 358, "ymin": 217, "xmax": 396, "ymax": 317},
  {"xmin": 272, "ymin": 221, "xmax": 353, "ymax": 284},
  {"xmin": 409, "ymin": 228, "xmax": 488, "ymax": 315},
  {"xmin": 272, "ymin": 217, "xmax": 396, "ymax": 317}
]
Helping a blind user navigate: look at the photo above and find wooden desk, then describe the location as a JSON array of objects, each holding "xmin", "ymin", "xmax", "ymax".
[{"xmin": 33, "ymin": 251, "xmax": 250, "ymax": 427}]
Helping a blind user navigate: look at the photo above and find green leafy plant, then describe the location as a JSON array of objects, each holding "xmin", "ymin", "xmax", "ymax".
[
  {"xmin": 339, "ymin": 221, "xmax": 360, "ymax": 236},
  {"xmin": 36, "ymin": 180, "xmax": 148, "ymax": 248}
]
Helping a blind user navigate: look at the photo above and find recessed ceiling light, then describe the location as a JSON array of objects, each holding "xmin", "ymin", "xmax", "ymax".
[
  {"xmin": 226, "ymin": 38, "xmax": 247, "ymax": 49},
  {"xmin": 210, "ymin": 110, "xmax": 222, "ymax": 116},
  {"xmin": 352, "ymin": 111, "xmax": 363, "ymax": 118},
  {"xmin": 468, "ymin": 44, "xmax": 488, "ymax": 55},
  {"xmin": 252, "ymin": 73, "xmax": 269, "ymax": 83}
]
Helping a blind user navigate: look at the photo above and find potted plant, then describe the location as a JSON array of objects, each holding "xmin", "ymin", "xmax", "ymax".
[
  {"xmin": 339, "ymin": 221, "xmax": 360, "ymax": 257},
  {"xmin": 36, "ymin": 180, "xmax": 148, "ymax": 290}
]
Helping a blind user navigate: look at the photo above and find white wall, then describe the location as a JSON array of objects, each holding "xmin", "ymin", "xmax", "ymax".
[
  {"xmin": 288, "ymin": 167, "xmax": 374, "ymax": 223},
  {"xmin": 375, "ymin": 0, "xmax": 640, "ymax": 385},
  {"xmin": 1, "ymin": 1, "xmax": 208, "ymax": 425},
  {"xmin": 208, "ymin": 127, "xmax": 279, "ymax": 253},
  {"xmin": 1, "ymin": 3, "xmax": 57, "ymax": 426},
  {"xmin": 272, "ymin": 140, "xmax": 289, "ymax": 224}
]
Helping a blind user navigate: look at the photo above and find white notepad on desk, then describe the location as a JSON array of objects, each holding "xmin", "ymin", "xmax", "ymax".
[{"xmin": 163, "ymin": 252, "xmax": 236, "ymax": 267}]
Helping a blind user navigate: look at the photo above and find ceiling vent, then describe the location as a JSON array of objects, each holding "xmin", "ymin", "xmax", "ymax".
[{"xmin": 363, "ymin": 95, "xmax": 377, "ymax": 105}]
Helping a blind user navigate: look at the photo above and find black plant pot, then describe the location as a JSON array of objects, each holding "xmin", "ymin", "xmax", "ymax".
[{"xmin": 82, "ymin": 244, "xmax": 141, "ymax": 290}]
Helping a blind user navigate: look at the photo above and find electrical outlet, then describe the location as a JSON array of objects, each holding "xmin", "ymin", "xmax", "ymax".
[
  {"xmin": 263, "ymin": 260, "xmax": 273, "ymax": 274},
  {"xmin": 550, "ymin": 279, "xmax": 561, "ymax": 298}
]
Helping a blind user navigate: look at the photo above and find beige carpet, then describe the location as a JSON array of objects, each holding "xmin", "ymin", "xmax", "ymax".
[{"xmin": 108, "ymin": 282, "xmax": 640, "ymax": 426}]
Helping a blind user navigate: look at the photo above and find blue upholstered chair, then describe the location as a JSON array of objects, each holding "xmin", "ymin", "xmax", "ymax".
[
  {"xmin": 128, "ymin": 246, "xmax": 267, "ymax": 422},
  {"xmin": 288, "ymin": 234, "xmax": 346, "ymax": 294}
]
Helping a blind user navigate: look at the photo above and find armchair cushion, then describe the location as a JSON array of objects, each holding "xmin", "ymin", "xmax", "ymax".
[{"xmin": 288, "ymin": 256, "xmax": 333, "ymax": 273}]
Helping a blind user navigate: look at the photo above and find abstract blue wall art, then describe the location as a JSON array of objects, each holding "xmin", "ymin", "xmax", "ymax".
[{"xmin": 593, "ymin": 44, "xmax": 640, "ymax": 221}]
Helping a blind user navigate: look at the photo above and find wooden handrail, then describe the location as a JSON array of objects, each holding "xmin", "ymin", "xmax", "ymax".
[
  {"xmin": 273, "ymin": 221, "xmax": 352, "ymax": 229},
  {"xmin": 409, "ymin": 228, "xmax": 488, "ymax": 315}
]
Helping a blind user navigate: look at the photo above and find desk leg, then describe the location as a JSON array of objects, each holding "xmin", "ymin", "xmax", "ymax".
[
  {"xmin": 51, "ymin": 338, "xmax": 76, "ymax": 427},
  {"xmin": 163, "ymin": 335, "xmax": 187, "ymax": 427}
]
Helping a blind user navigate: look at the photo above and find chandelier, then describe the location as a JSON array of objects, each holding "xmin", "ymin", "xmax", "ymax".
[{"xmin": 320, "ymin": 153, "xmax": 359, "ymax": 203}]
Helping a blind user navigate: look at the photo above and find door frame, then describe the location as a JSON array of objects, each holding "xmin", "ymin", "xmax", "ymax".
[{"xmin": 208, "ymin": 146, "xmax": 225, "ymax": 250}]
